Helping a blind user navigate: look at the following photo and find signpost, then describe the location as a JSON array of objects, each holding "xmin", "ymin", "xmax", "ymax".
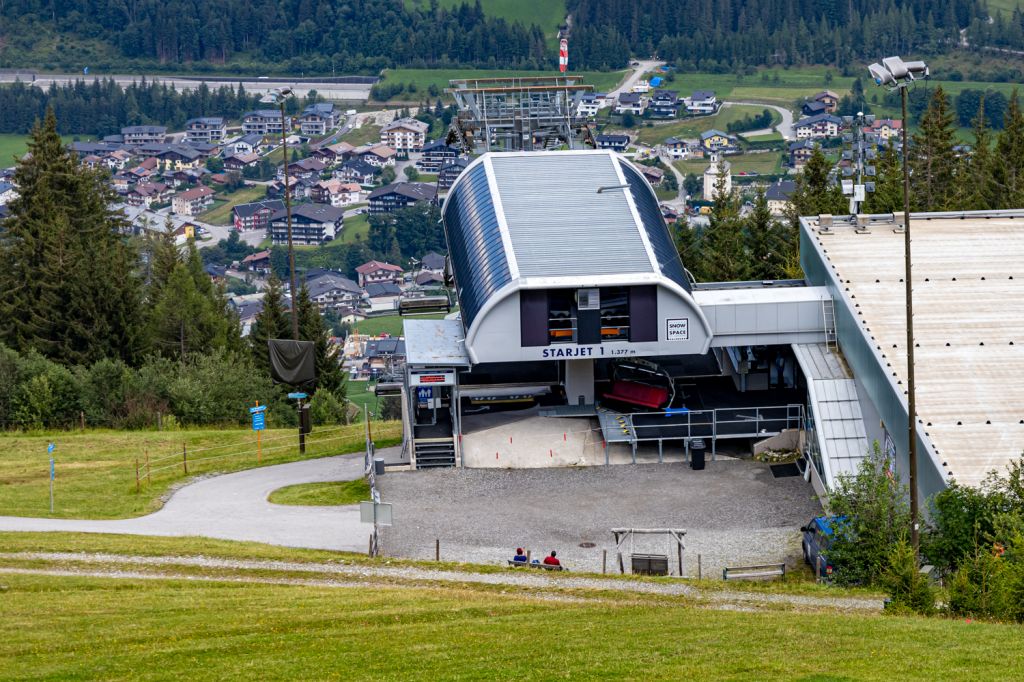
[
  {"xmin": 288, "ymin": 392, "xmax": 309, "ymax": 454},
  {"xmin": 250, "ymin": 403, "xmax": 267, "ymax": 461},
  {"xmin": 47, "ymin": 442, "xmax": 55, "ymax": 512}
]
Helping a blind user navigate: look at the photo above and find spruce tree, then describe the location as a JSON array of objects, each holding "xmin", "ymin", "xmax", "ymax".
[
  {"xmin": 296, "ymin": 285, "xmax": 345, "ymax": 395},
  {"xmin": 863, "ymin": 142, "xmax": 905, "ymax": 214},
  {"xmin": 249, "ymin": 274, "xmax": 290, "ymax": 377},
  {"xmin": 960, "ymin": 98, "xmax": 997, "ymax": 211},
  {"xmin": 788, "ymin": 145, "xmax": 845, "ymax": 220},
  {"xmin": 993, "ymin": 90, "xmax": 1024, "ymax": 209},
  {"xmin": 673, "ymin": 217, "xmax": 702, "ymax": 279},
  {"xmin": 910, "ymin": 85, "xmax": 957, "ymax": 212},
  {"xmin": 0, "ymin": 107, "xmax": 142, "ymax": 365},
  {"xmin": 743, "ymin": 188, "xmax": 788, "ymax": 281},
  {"xmin": 700, "ymin": 163, "xmax": 748, "ymax": 282}
]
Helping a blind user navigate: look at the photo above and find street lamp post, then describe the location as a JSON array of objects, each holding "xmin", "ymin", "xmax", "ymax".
[
  {"xmin": 868, "ymin": 56, "xmax": 928, "ymax": 553},
  {"xmin": 261, "ymin": 86, "xmax": 300, "ymax": 340}
]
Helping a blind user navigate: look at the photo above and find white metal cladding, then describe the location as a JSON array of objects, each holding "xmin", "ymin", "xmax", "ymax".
[{"xmin": 487, "ymin": 152, "xmax": 655, "ymax": 278}]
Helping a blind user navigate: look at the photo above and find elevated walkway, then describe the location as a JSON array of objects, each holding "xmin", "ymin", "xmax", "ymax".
[
  {"xmin": 792, "ymin": 343, "xmax": 869, "ymax": 494},
  {"xmin": 693, "ymin": 284, "xmax": 832, "ymax": 347}
]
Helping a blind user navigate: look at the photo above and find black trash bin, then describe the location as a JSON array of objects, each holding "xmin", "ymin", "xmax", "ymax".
[{"xmin": 690, "ymin": 439, "xmax": 706, "ymax": 470}]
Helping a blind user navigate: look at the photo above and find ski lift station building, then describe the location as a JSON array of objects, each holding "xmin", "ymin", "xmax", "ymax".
[{"xmin": 401, "ymin": 149, "xmax": 1024, "ymax": 504}]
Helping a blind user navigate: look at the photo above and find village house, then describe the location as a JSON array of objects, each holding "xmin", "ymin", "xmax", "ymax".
[
  {"xmin": 788, "ymin": 139, "xmax": 817, "ymax": 167},
  {"xmin": 417, "ymin": 140, "xmax": 459, "ymax": 173},
  {"xmin": 661, "ymin": 137, "xmax": 691, "ymax": 160},
  {"xmin": 243, "ymin": 110, "xmax": 288, "ymax": 136},
  {"xmin": 233, "ymin": 199, "xmax": 284, "ymax": 231},
  {"xmin": 420, "ymin": 252, "xmax": 446, "ymax": 273},
  {"xmin": 686, "ymin": 90, "xmax": 718, "ymax": 115},
  {"xmin": 438, "ymin": 157, "xmax": 470, "ymax": 189},
  {"xmin": 765, "ymin": 179, "xmax": 796, "ymax": 215},
  {"xmin": 794, "ymin": 113, "xmax": 843, "ymax": 139},
  {"xmin": 863, "ymin": 118, "xmax": 903, "ymax": 142},
  {"xmin": 337, "ymin": 159, "xmax": 379, "ymax": 187},
  {"xmin": 306, "ymin": 271, "xmax": 363, "ymax": 313},
  {"xmin": 126, "ymin": 182, "xmax": 172, "ymax": 208},
  {"xmin": 801, "ymin": 100, "xmax": 829, "ymax": 117},
  {"xmin": 814, "ymin": 90, "xmax": 840, "ymax": 113},
  {"xmin": 615, "ymin": 92, "xmax": 646, "ymax": 115},
  {"xmin": 367, "ymin": 182, "xmax": 438, "ymax": 214},
  {"xmin": 267, "ymin": 176, "xmax": 307, "ymax": 202},
  {"xmin": 122, "ymin": 125, "xmax": 167, "ymax": 145},
  {"xmin": 647, "ymin": 90, "xmax": 680, "ymax": 118},
  {"xmin": 380, "ymin": 117, "xmax": 429, "ymax": 152},
  {"xmin": 595, "ymin": 133, "xmax": 630, "ymax": 152},
  {"xmin": 185, "ymin": 117, "xmax": 227, "ymax": 144},
  {"xmin": 298, "ymin": 102, "xmax": 338, "ymax": 137},
  {"xmin": 310, "ymin": 179, "xmax": 363, "ymax": 207},
  {"xmin": 356, "ymin": 144, "xmax": 397, "ymax": 168},
  {"xmin": 229, "ymin": 133, "xmax": 264, "ymax": 156},
  {"xmin": 241, "ymin": 250, "xmax": 272, "ymax": 274},
  {"xmin": 223, "ymin": 152, "xmax": 260, "ymax": 171},
  {"xmin": 270, "ymin": 203, "xmax": 344, "ymax": 246},
  {"xmin": 700, "ymin": 129, "xmax": 738, "ymax": 153},
  {"xmin": 311, "ymin": 141, "xmax": 354, "ymax": 166},
  {"xmin": 172, "ymin": 185, "xmax": 215, "ymax": 216},
  {"xmin": 633, "ymin": 163, "xmax": 665, "ymax": 186},
  {"xmin": 355, "ymin": 260, "xmax": 404, "ymax": 287},
  {"xmin": 280, "ymin": 157, "xmax": 326, "ymax": 181},
  {"xmin": 576, "ymin": 92, "xmax": 609, "ymax": 117}
]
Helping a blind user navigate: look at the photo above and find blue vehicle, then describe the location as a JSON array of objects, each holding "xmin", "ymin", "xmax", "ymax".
[{"xmin": 800, "ymin": 516, "xmax": 843, "ymax": 578}]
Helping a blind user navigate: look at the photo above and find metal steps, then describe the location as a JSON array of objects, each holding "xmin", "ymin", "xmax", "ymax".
[{"xmin": 414, "ymin": 438, "xmax": 456, "ymax": 469}]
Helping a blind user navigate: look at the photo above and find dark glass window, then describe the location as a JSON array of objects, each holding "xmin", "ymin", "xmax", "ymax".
[
  {"xmin": 548, "ymin": 290, "xmax": 577, "ymax": 343},
  {"xmin": 600, "ymin": 287, "xmax": 630, "ymax": 341}
]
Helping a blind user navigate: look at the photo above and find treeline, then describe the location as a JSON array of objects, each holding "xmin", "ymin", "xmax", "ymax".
[
  {"xmin": 0, "ymin": 78, "xmax": 260, "ymax": 137},
  {"xmin": 567, "ymin": 0, "xmax": 987, "ymax": 70},
  {"xmin": 726, "ymin": 108, "xmax": 774, "ymax": 134},
  {"xmin": 0, "ymin": 109, "xmax": 343, "ymax": 429},
  {"xmin": 1, "ymin": 0, "xmax": 547, "ymax": 72}
]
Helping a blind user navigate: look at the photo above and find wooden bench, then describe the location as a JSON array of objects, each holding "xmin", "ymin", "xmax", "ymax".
[
  {"xmin": 507, "ymin": 560, "xmax": 567, "ymax": 572},
  {"xmin": 722, "ymin": 563, "xmax": 786, "ymax": 581}
]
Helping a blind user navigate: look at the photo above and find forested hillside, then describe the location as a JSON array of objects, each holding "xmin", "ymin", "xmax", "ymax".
[{"xmin": 0, "ymin": 0, "xmax": 1006, "ymax": 74}]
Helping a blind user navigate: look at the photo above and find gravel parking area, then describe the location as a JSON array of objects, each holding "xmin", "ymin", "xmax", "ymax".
[{"xmin": 378, "ymin": 459, "xmax": 822, "ymax": 577}]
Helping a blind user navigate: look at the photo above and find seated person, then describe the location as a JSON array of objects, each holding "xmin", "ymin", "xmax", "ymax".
[
  {"xmin": 542, "ymin": 551, "xmax": 561, "ymax": 567},
  {"xmin": 512, "ymin": 548, "xmax": 528, "ymax": 563}
]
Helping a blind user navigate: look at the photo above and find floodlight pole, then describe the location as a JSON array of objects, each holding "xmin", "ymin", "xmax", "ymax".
[
  {"xmin": 278, "ymin": 95, "xmax": 300, "ymax": 341},
  {"xmin": 899, "ymin": 83, "xmax": 920, "ymax": 553}
]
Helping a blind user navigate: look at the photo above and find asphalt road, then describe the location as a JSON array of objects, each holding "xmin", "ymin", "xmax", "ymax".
[
  {"xmin": 0, "ymin": 72, "xmax": 373, "ymax": 101},
  {"xmin": 724, "ymin": 100, "xmax": 795, "ymax": 140},
  {"xmin": 0, "ymin": 447, "xmax": 402, "ymax": 552},
  {"xmin": 608, "ymin": 59, "xmax": 665, "ymax": 97}
]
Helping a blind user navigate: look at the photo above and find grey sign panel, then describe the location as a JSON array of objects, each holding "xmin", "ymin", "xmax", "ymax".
[{"xmin": 360, "ymin": 501, "xmax": 393, "ymax": 526}]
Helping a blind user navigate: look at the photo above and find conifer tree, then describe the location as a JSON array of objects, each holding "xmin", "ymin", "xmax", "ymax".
[
  {"xmin": 700, "ymin": 162, "xmax": 748, "ymax": 282},
  {"xmin": 249, "ymin": 274, "xmax": 290, "ymax": 377},
  {"xmin": 863, "ymin": 142, "xmax": 905, "ymax": 214},
  {"xmin": 743, "ymin": 188, "xmax": 788, "ymax": 281},
  {"xmin": 673, "ymin": 217, "xmax": 702, "ymax": 279},
  {"xmin": 295, "ymin": 285, "xmax": 345, "ymax": 395},
  {"xmin": 788, "ymin": 145, "xmax": 845, "ymax": 220},
  {"xmin": 0, "ymin": 107, "xmax": 142, "ymax": 365},
  {"xmin": 960, "ymin": 98, "xmax": 997, "ymax": 211},
  {"xmin": 910, "ymin": 85, "xmax": 957, "ymax": 211},
  {"xmin": 993, "ymin": 90, "xmax": 1024, "ymax": 209}
]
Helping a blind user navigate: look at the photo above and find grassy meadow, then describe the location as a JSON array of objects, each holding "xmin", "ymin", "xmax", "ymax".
[
  {"xmin": 267, "ymin": 478, "xmax": 371, "ymax": 506},
  {"xmin": 404, "ymin": 0, "xmax": 567, "ymax": 36},
  {"xmin": 0, "ymin": 424, "xmax": 400, "ymax": 520},
  {"xmin": 198, "ymin": 184, "xmax": 268, "ymax": 225},
  {"xmin": 631, "ymin": 104, "xmax": 780, "ymax": 145}
]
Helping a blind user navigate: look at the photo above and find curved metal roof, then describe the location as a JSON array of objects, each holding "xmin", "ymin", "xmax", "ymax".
[{"xmin": 442, "ymin": 150, "xmax": 690, "ymax": 329}]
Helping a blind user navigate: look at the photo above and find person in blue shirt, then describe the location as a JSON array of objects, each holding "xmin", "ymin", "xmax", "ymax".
[{"xmin": 512, "ymin": 548, "xmax": 528, "ymax": 563}]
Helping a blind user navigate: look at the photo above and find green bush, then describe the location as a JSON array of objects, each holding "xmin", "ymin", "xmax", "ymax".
[
  {"xmin": 946, "ymin": 547, "xmax": 1018, "ymax": 621},
  {"xmin": 881, "ymin": 536, "xmax": 936, "ymax": 616},
  {"xmin": 309, "ymin": 389, "xmax": 347, "ymax": 426}
]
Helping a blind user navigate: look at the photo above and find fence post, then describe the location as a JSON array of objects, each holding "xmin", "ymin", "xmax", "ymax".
[
  {"xmin": 146, "ymin": 450, "xmax": 151, "ymax": 484},
  {"xmin": 79, "ymin": 411, "xmax": 85, "ymax": 432},
  {"xmin": 157, "ymin": 411, "xmax": 162, "ymax": 431},
  {"xmin": 678, "ymin": 542, "xmax": 683, "ymax": 577},
  {"xmin": 135, "ymin": 457, "xmax": 140, "ymax": 492},
  {"xmin": 182, "ymin": 443, "xmax": 188, "ymax": 474},
  {"xmin": 698, "ymin": 554, "xmax": 702, "ymax": 580},
  {"xmin": 435, "ymin": 538, "xmax": 440, "ymax": 561},
  {"xmin": 602, "ymin": 549, "xmax": 607, "ymax": 574}
]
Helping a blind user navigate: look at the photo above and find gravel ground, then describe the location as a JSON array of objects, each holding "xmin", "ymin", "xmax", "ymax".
[
  {"xmin": 378, "ymin": 459, "xmax": 823, "ymax": 577},
  {"xmin": 0, "ymin": 552, "xmax": 883, "ymax": 611}
]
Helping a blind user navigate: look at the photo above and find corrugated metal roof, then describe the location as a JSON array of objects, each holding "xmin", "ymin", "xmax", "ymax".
[
  {"xmin": 403, "ymin": 319, "xmax": 470, "ymax": 366},
  {"xmin": 487, "ymin": 152, "xmax": 655, "ymax": 279}
]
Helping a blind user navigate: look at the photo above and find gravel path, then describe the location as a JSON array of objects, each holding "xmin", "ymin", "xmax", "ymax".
[
  {"xmin": 379, "ymin": 460, "xmax": 823, "ymax": 577},
  {"xmin": 0, "ymin": 551, "xmax": 883, "ymax": 612}
]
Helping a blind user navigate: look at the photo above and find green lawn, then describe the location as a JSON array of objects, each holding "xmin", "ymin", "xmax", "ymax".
[
  {"xmin": 341, "ymin": 123, "xmax": 383, "ymax": 147},
  {"xmin": 2, "ymin": 569, "xmax": 1023, "ymax": 679},
  {"xmin": 198, "ymin": 185, "xmax": 268, "ymax": 226},
  {"xmin": 382, "ymin": 68, "xmax": 627, "ymax": 97},
  {"xmin": 0, "ymin": 133, "xmax": 87, "ymax": 165},
  {"xmin": 404, "ymin": 0, "xmax": 566, "ymax": 36},
  {"xmin": 0, "ymin": 424, "xmax": 400, "ymax": 520},
  {"xmin": 631, "ymin": 104, "xmax": 779, "ymax": 146},
  {"xmin": 351, "ymin": 312, "xmax": 448, "ymax": 337},
  {"xmin": 267, "ymin": 478, "xmax": 371, "ymax": 506},
  {"xmin": 987, "ymin": 0, "xmax": 1022, "ymax": 15},
  {"xmin": 674, "ymin": 152, "xmax": 785, "ymax": 177},
  {"xmin": 340, "ymin": 212, "xmax": 370, "ymax": 244}
]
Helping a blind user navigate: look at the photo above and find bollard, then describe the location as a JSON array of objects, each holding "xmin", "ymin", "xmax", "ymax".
[
  {"xmin": 698, "ymin": 554, "xmax": 703, "ymax": 580},
  {"xmin": 135, "ymin": 457, "xmax": 140, "ymax": 492},
  {"xmin": 435, "ymin": 538, "xmax": 440, "ymax": 561},
  {"xmin": 602, "ymin": 549, "xmax": 607, "ymax": 574}
]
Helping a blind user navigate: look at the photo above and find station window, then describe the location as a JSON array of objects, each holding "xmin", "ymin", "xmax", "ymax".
[
  {"xmin": 548, "ymin": 290, "xmax": 577, "ymax": 343},
  {"xmin": 600, "ymin": 287, "xmax": 630, "ymax": 341}
]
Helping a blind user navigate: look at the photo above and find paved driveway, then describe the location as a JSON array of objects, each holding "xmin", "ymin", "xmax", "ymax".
[{"xmin": 0, "ymin": 448, "xmax": 401, "ymax": 552}]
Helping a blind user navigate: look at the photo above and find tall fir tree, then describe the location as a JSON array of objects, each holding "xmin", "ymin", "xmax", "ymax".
[
  {"xmin": 863, "ymin": 141, "xmax": 905, "ymax": 214},
  {"xmin": 0, "ymin": 107, "xmax": 142, "ymax": 365},
  {"xmin": 699, "ymin": 160, "xmax": 748, "ymax": 282},
  {"xmin": 960, "ymin": 98, "xmax": 997, "ymax": 211},
  {"xmin": 992, "ymin": 90, "xmax": 1024, "ymax": 209},
  {"xmin": 788, "ymin": 145, "xmax": 845, "ymax": 221},
  {"xmin": 910, "ymin": 85, "xmax": 957, "ymax": 212},
  {"xmin": 743, "ymin": 188, "xmax": 789, "ymax": 281},
  {"xmin": 295, "ymin": 285, "xmax": 345, "ymax": 395},
  {"xmin": 673, "ymin": 217, "xmax": 702, "ymax": 279},
  {"xmin": 249, "ymin": 274, "xmax": 290, "ymax": 377}
]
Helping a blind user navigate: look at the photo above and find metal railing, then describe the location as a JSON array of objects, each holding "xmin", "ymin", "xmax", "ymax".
[{"xmin": 602, "ymin": 404, "xmax": 805, "ymax": 445}]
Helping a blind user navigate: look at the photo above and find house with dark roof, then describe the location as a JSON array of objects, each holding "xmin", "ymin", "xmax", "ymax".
[
  {"xmin": 615, "ymin": 92, "xmax": 645, "ymax": 115},
  {"xmin": 765, "ymin": 179, "xmax": 796, "ymax": 215},
  {"xmin": 418, "ymin": 140, "xmax": 459, "ymax": 173},
  {"xmin": 367, "ymin": 182, "xmax": 438, "ymax": 214},
  {"xmin": 699, "ymin": 129, "xmax": 738, "ymax": 152},
  {"xmin": 801, "ymin": 100, "xmax": 828, "ymax": 117},
  {"xmin": 788, "ymin": 139, "xmax": 817, "ymax": 167},
  {"xmin": 230, "ymin": 133, "xmax": 265, "ymax": 156},
  {"xmin": 241, "ymin": 249, "xmax": 272, "ymax": 274},
  {"xmin": 686, "ymin": 90, "xmax": 718, "ymax": 114},
  {"xmin": 439, "ymin": 157, "xmax": 470, "ymax": 189},
  {"xmin": 243, "ymin": 110, "xmax": 288, "ymax": 136},
  {"xmin": 224, "ymin": 152, "xmax": 260, "ymax": 171},
  {"xmin": 814, "ymin": 90, "xmax": 840, "ymax": 113},
  {"xmin": 305, "ymin": 271, "xmax": 363, "ymax": 312},
  {"xmin": 298, "ymin": 102, "xmax": 338, "ymax": 136},
  {"xmin": 185, "ymin": 117, "xmax": 227, "ymax": 144},
  {"xmin": 647, "ymin": 90, "xmax": 680, "ymax": 118},
  {"xmin": 122, "ymin": 125, "xmax": 167, "ymax": 145},
  {"xmin": 270, "ymin": 203, "xmax": 344, "ymax": 246},
  {"xmin": 281, "ymin": 157, "xmax": 326, "ymax": 181},
  {"xmin": 794, "ymin": 113, "xmax": 842, "ymax": 139},
  {"xmin": 233, "ymin": 199, "xmax": 285, "ymax": 231},
  {"xmin": 337, "ymin": 159, "xmax": 379, "ymax": 186},
  {"xmin": 595, "ymin": 134, "xmax": 630, "ymax": 152},
  {"xmin": 421, "ymin": 252, "xmax": 446, "ymax": 272}
]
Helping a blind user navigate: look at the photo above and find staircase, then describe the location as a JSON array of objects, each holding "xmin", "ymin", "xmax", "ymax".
[
  {"xmin": 413, "ymin": 438, "xmax": 456, "ymax": 469},
  {"xmin": 822, "ymin": 298, "xmax": 837, "ymax": 352}
]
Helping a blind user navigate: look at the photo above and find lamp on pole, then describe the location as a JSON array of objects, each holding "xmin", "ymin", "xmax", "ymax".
[
  {"xmin": 260, "ymin": 86, "xmax": 300, "ymax": 340},
  {"xmin": 868, "ymin": 56, "xmax": 928, "ymax": 553}
]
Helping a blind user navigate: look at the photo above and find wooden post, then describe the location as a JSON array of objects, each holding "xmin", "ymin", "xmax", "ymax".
[
  {"xmin": 182, "ymin": 443, "xmax": 188, "ymax": 474},
  {"xmin": 618, "ymin": 552, "xmax": 625, "ymax": 575},
  {"xmin": 146, "ymin": 450, "xmax": 151, "ymax": 484},
  {"xmin": 678, "ymin": 541, "xmax": 683, "ymax": 577},
  {"xmin": 79, "ymin": 411, "xmax": 85, "ymax": 432},
  {"xmin": 435, "ymin": 538, "xmax": 440, "ymax": 561},
  {"xmin": 135, "ymin": 457, "xmax": 140, "ymax": 492},
  {"xmin": 602, "ymin": 549, "xmax": 607, "ymax": 574},
  {"xmin": 698, "ymin": 554, "xmax": 702, "ymax": 580},
  {"xmin": 157, "ymin": 411, "xmax": 162, "ymax": 431}
]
